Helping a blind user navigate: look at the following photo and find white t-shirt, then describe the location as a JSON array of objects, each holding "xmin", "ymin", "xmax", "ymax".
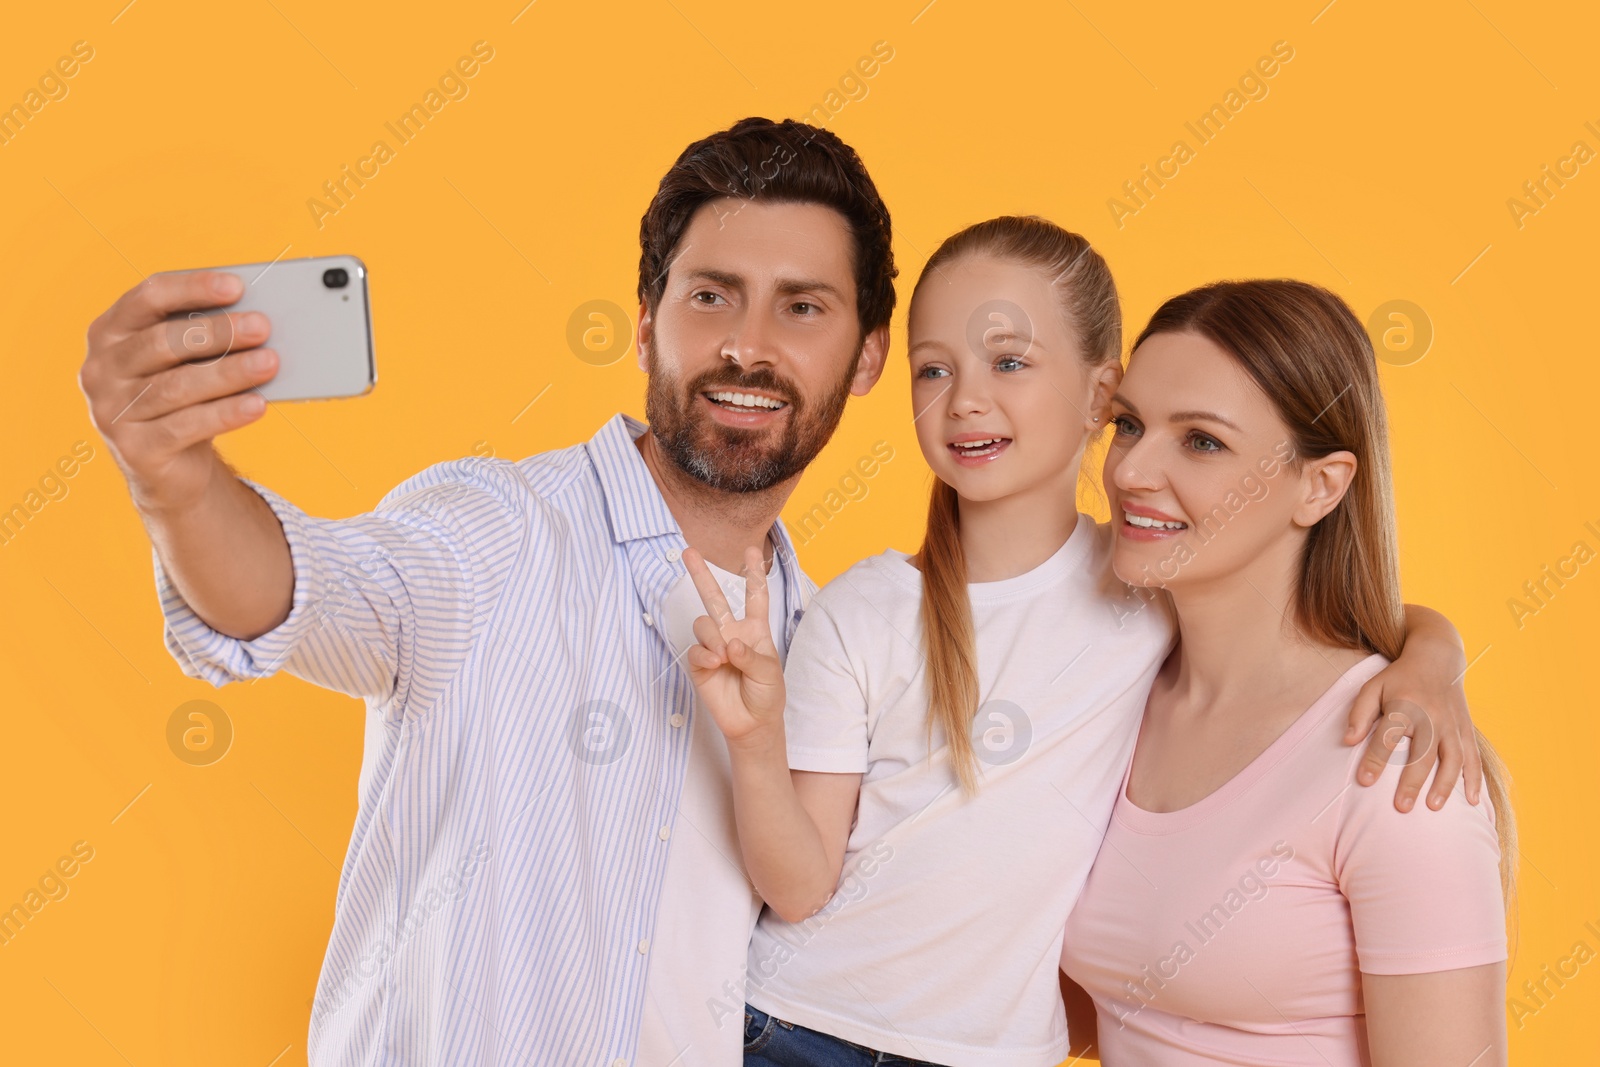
[
  {"xmin": 636, "ymin": 548, "xmax": 791, "ymax": 1067},
  {"xmin": 744, "ymin": 516, "xmax": 1175, "ymax": 1067}
]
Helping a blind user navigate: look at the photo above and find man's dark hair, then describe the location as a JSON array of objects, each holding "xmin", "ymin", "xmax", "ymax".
[{"xmin": 637, "ymin": 116, "xmax": 897, "ymax": 339}]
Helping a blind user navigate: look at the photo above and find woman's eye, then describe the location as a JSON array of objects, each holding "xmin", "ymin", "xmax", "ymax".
[
  {"xmin": 1188, "ymin": 431, "xmax": 1224, "ymax": 453},
  {"xmin": 1110, "ymin": 415, "xmax": 1139, "ymax": 436}
]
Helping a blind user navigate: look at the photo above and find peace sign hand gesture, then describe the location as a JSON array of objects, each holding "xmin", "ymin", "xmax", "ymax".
[{"xmin": 682, "ymin": 545, "xmax": 787, "ymax": 747}]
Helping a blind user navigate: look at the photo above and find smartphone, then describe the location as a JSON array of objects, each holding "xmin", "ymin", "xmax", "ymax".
[{"xmin": 166, "ymin": 253, "xmax": 376, "ymax": 402}]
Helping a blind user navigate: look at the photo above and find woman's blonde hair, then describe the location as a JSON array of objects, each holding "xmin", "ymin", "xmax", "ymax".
[
  {"xmin": 1132, "ymin": 279, "xmax": 1517, "ymax": 911},
  {"xmin": 907, "ymin": 216, "xmax": 1121, "ymax": 793}
]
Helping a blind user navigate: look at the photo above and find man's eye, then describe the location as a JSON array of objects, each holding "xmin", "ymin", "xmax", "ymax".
[
  {"xmin": 792, "ymin": 302, "xmax": 815, "ymax": 315},
  {"xmin": 694, "ymin": 292, "xmax": 724, "ymax": 305}
]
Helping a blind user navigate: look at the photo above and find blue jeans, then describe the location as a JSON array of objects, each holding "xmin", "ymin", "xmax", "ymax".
[{"xmin": 743, "ymin": 1004, "xmax": 949, "ymax": 1066}]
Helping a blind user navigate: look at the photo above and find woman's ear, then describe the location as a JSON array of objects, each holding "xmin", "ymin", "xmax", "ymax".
[
  {"xmin": 1292, "ymin": 450, "xmax": 1358, "ymax": 527},
  {"xmin": 1087, "ymin": 361, "xmax": 1123, "ymax": 428}
]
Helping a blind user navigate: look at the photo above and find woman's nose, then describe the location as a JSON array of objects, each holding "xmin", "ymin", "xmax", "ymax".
[{"xmin": 1109, "ymin": 436, "xmax": 1161, "ymax": 492}]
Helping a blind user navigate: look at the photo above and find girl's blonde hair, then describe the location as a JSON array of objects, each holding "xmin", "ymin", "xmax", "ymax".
[{"xmin": 908, "ymin": 216, "xmax": 1121, "ymax": 793}]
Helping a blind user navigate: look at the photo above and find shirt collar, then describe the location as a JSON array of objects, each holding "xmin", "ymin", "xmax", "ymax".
[
  {"xmin": 585, "ymin": 411, "xmax": 811, "ymax": 609},
  {"xmin": 586, "ymin": 413, "xmax": 683, "ymax": 544}
]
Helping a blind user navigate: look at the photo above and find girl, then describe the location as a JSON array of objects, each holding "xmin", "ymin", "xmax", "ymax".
[
  {"xmin": 681, "ymin": 218, "xmax": 1481, "ymax": 1066},
  {"xmin": 1060, "ymin": 280, "xmax": 1512, "ymax": 1065}
]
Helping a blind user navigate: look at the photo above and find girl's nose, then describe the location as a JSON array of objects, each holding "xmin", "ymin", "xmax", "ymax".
[{"xmin": 947, "ymin": 368, "xmax": 993, "ymax": 417}]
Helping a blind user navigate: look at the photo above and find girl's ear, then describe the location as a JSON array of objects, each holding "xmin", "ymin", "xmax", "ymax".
[
  {"xmin": 1292, "ymin": 450, "xmax": 1358, "ymax": 527},
  {"xmin": 1087, "ymin": 361, "xmax": 1123, "ymax": 428}
]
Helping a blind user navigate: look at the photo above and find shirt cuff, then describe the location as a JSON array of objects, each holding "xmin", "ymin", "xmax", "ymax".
[{"xmin": 155, "ymin": 477, "xmax": 329, "ymax": 686}]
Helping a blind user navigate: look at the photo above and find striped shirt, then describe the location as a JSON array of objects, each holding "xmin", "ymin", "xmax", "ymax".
[{"xmin": 154, "ymin": 413, "xmax": 814, "ymax": 1066}]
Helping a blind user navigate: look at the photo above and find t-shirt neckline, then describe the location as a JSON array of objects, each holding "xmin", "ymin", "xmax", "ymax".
[
  {"xmin": 1115, "ymin": 652, "xmax": 1388, "ymax": 834},
  {"xmin": 878, "ymin": 511, "xmax": 1098, "ymax": 601}
]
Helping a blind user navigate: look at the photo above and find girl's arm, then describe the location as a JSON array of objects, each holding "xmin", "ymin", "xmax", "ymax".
[
  {"xmin": 727, "ymin": 748, "xmax": 861, "ymax": 922},
  {"xmin": 681, "ymin": 547, "xmax": 861, "ymax": 922},
  {"xmin": 1362, "ymin": 964, "xmax": 1507, "ymax": 1067},
  {"xmin": 1345, "ymin": 604, "xmax": 1482, "ymax": 811}
]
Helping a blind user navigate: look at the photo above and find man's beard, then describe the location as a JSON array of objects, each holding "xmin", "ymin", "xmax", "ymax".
[{"xmin": 644, "ymin": 343, "xmax": 860, "ymax": 493}]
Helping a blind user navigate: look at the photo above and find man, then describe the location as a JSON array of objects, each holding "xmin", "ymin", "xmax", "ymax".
[
  {"xmin": 78, "ymin": 115, "xmax": 1475, "ymax": 1066},
  {"xmin": 80, "ymin": 117, "xmax": 891, "ymax": 1065}
]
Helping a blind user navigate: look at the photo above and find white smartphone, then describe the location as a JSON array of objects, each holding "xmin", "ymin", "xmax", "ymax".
[{"xmin": 166, "ymin": 253, "xmax": 376, "ymax": 402}]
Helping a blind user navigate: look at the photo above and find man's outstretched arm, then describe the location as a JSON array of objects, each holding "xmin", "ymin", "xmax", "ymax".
[
  {"xmin": 82, "ymin": 269, "xmax": 295, "ymax": 639},
  {"xmin": 83, "ymin": 269, "xmax": 526, "ymax": 715}
]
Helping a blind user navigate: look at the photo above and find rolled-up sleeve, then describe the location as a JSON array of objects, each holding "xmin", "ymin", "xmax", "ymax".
[{"xmin": 154, "ymin": 457, "xmax": 528, "ymax": 721}]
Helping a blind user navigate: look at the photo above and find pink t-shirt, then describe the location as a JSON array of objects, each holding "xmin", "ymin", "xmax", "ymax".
[{"xmin": 1061, "ymin": 653, "xmax": 1507, "ymax": 1065}]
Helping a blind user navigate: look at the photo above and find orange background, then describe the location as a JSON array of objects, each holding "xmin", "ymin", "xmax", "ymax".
[{"xmin": 1, "ymin": 1, "xmax": 1595, "ymax": 1063}]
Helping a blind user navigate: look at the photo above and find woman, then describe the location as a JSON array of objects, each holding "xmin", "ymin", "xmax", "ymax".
[
  {"xmin": 1060, "ymin": 279, "xmax": 1513, "ymax": 1065},
  {"xmin": 680, "ymin": 219, "xmax": 1485, "ymax": 1066}
]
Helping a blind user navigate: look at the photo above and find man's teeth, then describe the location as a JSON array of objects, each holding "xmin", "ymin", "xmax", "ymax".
[
  {"xmin": 709, "ymin": 391, "xmax": 784, "ymax": 410},
  {"xmin": 1124, "ymin": 511, "xmax": 1187, "ymax": 530}
]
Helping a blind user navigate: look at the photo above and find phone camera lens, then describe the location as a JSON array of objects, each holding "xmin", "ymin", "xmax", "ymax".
[{"xmin": 323, "ymin": 268, "xmax": 350, "ymax": 289}]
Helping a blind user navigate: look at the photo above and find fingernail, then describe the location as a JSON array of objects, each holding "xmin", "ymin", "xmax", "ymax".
[
  {"xmin": 213, "ymin": 275, "xmax": 236, "ymax": 296},
  {"xmin": 1400, "ymin": 797, "xmax": 1414, "ymax": 811},
  {"xmin": 241, "ymin": 312, "xmax": 268, "ymax": 335}
]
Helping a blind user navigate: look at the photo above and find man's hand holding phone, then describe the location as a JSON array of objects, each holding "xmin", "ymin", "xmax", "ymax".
[
  {"xmin": 74, "ymin": 259, "xmax": 384, "ymax": 641},
  {"xmin": 80, "ymin": 269, "xmax": 278, "ymax": 516}
]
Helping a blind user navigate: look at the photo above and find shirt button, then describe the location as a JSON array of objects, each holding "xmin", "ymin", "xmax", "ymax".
[
  {"xmin": 658, "ymin": 825, "xmax": 671, "ymax": 841},
  {"xmin": 612, "ymin": 1060, "xmax": 628, "ymax": 1067},
  {"xmin": 666, "ymin": 548, "xmax": 681, "ymax": 562},
  {"xmin": 637, "ymin": 938, "xmax": 650, "ymax": 954},
  {"xmin": 669, "ymin": 713, "xmax": 685, "ymax": 728},
  {"xmin": 642, "ymin": 612, "xmax": 654, "ymax": 627}
]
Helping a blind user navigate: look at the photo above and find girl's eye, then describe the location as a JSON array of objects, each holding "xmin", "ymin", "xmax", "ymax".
[
  {"xmin": 994, "ymin": 356, "xmax": 1025, "ymax": 372},
  {"xmin": 1187, "ymin": 431, "xmax": 1224, "ymax": 453},
  {"xmin": 916, "ymin": 365, "xmax": 949, "ymax": 380},
  {"xmin": 1110, "ymin": 415, "xmax": 1140, "ymax": 436}
]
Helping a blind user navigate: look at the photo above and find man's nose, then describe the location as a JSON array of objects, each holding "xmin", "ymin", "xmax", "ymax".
[{"xmin": 725, "ymin": 307, "xmax": 780, "ymax": 370}]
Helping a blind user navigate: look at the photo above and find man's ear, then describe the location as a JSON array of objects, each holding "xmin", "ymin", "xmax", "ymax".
[
  {"xmin": 1088, "ymin": 361, "xmax": 1123, "ymax": 428},
  {"xmin": 1292, "ymin": 450, "xmax": 1358, "ymax": 527},
  {"xmin": 636, "ymin": 300, "xmax": 652, "ymax": 372},
  {"xmin": 850, "ymin": 324, "xmax": 892, "ymax": 396}
]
